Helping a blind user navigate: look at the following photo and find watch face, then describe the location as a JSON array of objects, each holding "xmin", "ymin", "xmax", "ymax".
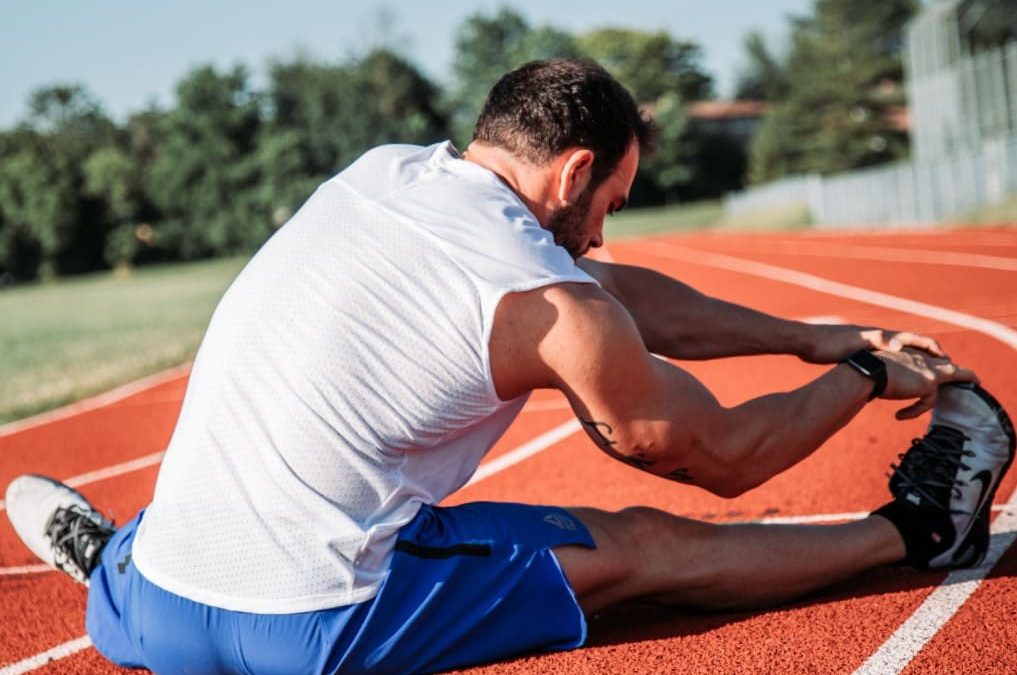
[{"xmin": 850, "ymin": 350, "xmax": 885, "ymax": 375}]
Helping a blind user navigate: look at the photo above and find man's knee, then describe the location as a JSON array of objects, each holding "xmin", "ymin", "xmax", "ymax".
[
  {"xmin": 614, "ymin": 506, "xmax": 716, "ymax": 552},
  {"xmin": 559, "ymin": 506, "xmax": 731, "ymax": 610}
]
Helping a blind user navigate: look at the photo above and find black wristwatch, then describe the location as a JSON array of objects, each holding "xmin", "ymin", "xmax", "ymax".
[{"xmin": 841, "ymin": 349, "xmax": 887, "ymax": 401}]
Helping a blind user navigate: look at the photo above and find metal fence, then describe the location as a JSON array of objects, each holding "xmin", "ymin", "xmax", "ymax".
[
  {"xmin": 723, "ymin": 133, "xmax": 1016, "ymax": 227},
  {"xmin": 723, "ymin": 27, "xmax": 1017, "ymax": 228},
  {"xmin": 909, "ymin": 30, "xmax": 1017, "ymax": 163}
]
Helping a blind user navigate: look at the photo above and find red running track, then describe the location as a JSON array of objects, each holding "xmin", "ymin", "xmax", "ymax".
[{"xmin": 1, "ymin": 226, "xmax": 1015, "ymax": 674}]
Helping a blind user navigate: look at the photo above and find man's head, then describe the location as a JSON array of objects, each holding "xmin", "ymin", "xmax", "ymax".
[
  {"xmin": 473, "ymin": 58, "xmax": 655, "ymax": 191},
  {"xmin": 468, "ymin": 59, "xmax": 655, "ymax": 259}
]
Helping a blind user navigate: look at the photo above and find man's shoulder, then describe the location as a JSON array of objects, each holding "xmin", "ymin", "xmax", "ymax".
[{"xmin": 333, "ymin": 142, "xmax": 447, "ymax": 195}]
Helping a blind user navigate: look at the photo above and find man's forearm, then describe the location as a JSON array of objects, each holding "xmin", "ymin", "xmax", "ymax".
[
  {"xmin": 580, "ymin": 259, "xmax": 812, "ymax": 360},
  {"xmin": 709, "ymin": 363, "xmax": 873, "ymax": 495},
  {"xmin": 633, "ymin": 362, "xmax": 875, "ymax": 497}
]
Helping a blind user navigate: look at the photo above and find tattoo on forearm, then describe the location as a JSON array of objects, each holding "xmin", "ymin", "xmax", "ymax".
[
  {"xmin": 580, "ymin": 418, "xmax": 657, "ymax": 471},
  {"xmin": 580, "ymin": 419, "xmax": 617, "ymax": 451},
  {"xmin": 622, "ymin": 453, "xmax": 656, "ymax": 471},
  {"xmin": 666, "ymin": 467, "xmax": 695, "ymax": 483}
]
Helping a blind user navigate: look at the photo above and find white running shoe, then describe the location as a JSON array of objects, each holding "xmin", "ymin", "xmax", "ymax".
[
  {"xmin": 5, "ymin": 474, "xmax": 114, "ymax": 585},
  {"xmin": 882, "ymin": 383, "xmax": 1015, "ymax": 569}
]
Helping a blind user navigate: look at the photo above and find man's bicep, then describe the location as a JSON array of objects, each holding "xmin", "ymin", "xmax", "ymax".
[{"xmin": 537, "ymin": 285, "xmax": 727, "ymax": 481}]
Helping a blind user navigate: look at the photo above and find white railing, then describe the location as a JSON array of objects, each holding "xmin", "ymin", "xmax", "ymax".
[
  {"xmin": 724, "ymin": 36, "xmax": 1016, "ymax": 227},
  {"xmin": 723, "ymin": 134, "xmax": 1016, "ymax": 227}
]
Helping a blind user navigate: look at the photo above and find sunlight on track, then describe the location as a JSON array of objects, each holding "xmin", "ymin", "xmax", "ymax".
[
  {"xmin": 466, "ymin": 419, "xmax": 582, "ymax": 487},
  {"xmin": 0, "ymin": 637, "xmax": 92, "ymax": 675},
  {"xmin": 854, "ymin": 507, "xmax": 1017, "ymax": 675},
  {"xmin": 717, "ymin": 239, "xmax": 1017, "ymax": 271},
  {"xmin": 3, "ymin": 232, "xmax": 1016, "ymax": 674},
  {"xmin": 0, "ymin": 452, "xmax": 164, "ymax": 514},
  {"xmin": 647, "ymin": 242, "xmax": 1017, "ymax": 351},
  {"xmin": 0, "ymin": 364, "xmax": 190, "ymax": 439},
  {"xmin": 646, "ymin": 237, "xmax": 1017, "ymax": 674}
]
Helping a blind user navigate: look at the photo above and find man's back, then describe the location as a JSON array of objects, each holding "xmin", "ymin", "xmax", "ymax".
[{"xmin": 131, "ymin": 142, "xmax": 595, "ymax": 613}]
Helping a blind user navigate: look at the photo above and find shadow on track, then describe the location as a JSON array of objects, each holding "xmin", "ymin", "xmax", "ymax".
[{"xmin": 583, "ymin": 532, "xmax": 1017, "ymax": 648}]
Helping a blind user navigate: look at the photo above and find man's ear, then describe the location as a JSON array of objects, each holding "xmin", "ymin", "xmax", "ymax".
[{"xmin": 556, "ymin": 148, "xmax": 594, "ymax": 204}]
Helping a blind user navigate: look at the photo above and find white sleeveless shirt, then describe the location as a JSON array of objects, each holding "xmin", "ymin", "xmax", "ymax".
[{"xmin": 131, "ymin": 142, "xmax": 596, "ymax": 613}]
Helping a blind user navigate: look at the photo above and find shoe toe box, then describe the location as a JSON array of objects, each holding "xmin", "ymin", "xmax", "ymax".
[
  {"xmin": 933, "ymin": 384, "xmax": 1014, "ymax": 459},
  {"xmin": 5, "ymin": 474, "xmax": 88, "ymax": 567}
]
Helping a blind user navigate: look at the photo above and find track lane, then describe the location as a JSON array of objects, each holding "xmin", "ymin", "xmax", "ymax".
[
  {"xmin": 0, "ymin": 383, "xmax": 583, "ymax": 669},
  {"xmin": 452, "ymin": 228, "xmax": 1017, "ymax": 674},
  {"xmin": 1, "ymin": 227, "xmax": 1014, "ymax": 674}
]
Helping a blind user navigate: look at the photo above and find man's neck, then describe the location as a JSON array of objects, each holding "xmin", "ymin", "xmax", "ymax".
[{"xmin": 461, "ymin": 142, "xmax": 556, "ymax": 225}]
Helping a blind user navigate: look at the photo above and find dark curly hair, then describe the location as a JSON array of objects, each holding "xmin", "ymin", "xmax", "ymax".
[{"xmin": 472, "ymin": 59, "xmax": 657, "ymax": 187}]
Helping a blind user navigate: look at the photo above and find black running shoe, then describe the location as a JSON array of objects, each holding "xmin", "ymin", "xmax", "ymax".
[
  {"xmin": 878, "ymin": 383, "xmax": 1015, "ymax": 569},
  {"xmin": 5, "ymin": 474, "xmax": 115, "ymax": 585}
]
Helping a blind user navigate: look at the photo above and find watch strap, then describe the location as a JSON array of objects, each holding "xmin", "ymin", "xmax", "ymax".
[{"xmin": 842, "ymin": 349, "xmax": 887, "ymax": 401}]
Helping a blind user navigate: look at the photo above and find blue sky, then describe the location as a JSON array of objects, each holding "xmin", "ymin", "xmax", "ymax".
[{"xmin": 0, "ymin": 0, "xmax": 814, "ymax": 127}]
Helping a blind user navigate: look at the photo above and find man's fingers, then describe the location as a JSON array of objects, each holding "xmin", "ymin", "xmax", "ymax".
[
  {"xmin": 896, "ymin": 393, "xmax": 937, "ymax": 420},
  {"xmin": 932, "ymin": 361, "xmax": 980, "ymax": 384},
  {"xmin": 892, "ymin": 331, "xmax": 945, "ymax": 357}
]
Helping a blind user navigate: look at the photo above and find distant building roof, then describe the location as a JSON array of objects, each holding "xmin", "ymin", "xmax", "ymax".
[
  {"xmin": 885, "ymin": 105, "xmax": 910, "ymax": 131},
  {"xmin": 686, "ymin": 100, "xmax": 770, "ymax": 120}
]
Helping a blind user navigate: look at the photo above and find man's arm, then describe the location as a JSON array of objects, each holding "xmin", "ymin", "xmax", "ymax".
[
  {"xmin": 490, "ymin": 283, "xmax": 976, "ymax": 498},
  {"xmin": 578, "ymin": 258, "xmax": 944, "ymax": 362}
]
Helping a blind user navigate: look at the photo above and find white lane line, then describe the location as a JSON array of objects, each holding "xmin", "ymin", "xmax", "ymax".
[
  {"xmin": 466, "ymin": 419, "xmax": 582, "ymax": 487},
  {"xmin": 723, "ymin": 240, "xmax": 1017, "ymax": 272},
  {"xmin": 0, "ymin": 636, "xmax": 92, "ymax": 675},
  {"xmin": 0, "ymin": 363, "xmax": 191, "ymax": 439},
  {"xmin": 854, "ymin": 499, "xmax": 1017, "ymax": 675},
  {"xmin": 791, "ymin": 230, "xmax": 1017, "ymax": 247},
  {"xmin": 799, "ymin": 315, "xmax": 847, "ymax": 325},
  {"xmin": 0, "ymin": 423, "xmax": 578, "ymax": 579},
  {"xmin": 753, "ymin": 504, "xmax": 1012, "ymax": 525},
  {"xmin": 520, "ymin": 399, "xmax": 572, "ymax": 412},
  {"xmin": 0, "ymin": 425, "xmax": 584, "ymax": 671},
  {"xmin": 648, "ymin": 243, "xmax": 1017, "ymax": 351},
  {"xmin": 0, "ymin": 565, "xmax": 50, "ymax": 576},
  {"xmin": 0, "ymin": 451, "xmax": 164, "ymax": 514},
  {"xmin": 644, "ymin": 240, "xmax": 1017, "ymax": 672}
]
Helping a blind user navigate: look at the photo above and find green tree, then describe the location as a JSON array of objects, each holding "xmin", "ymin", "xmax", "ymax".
[
  {"xmin": 145, "ymin": 64, "xmax": 265, "ymax": 259},
  {"xmin": 448, "ymin": 8, "xmax": 580, "ymax": 143},
  {"xmin": 734, "ymin": 31, "xmax": 789, "ymax": 101},
  {"xmin": 259, "ymin": 49, "xmax": 449, "ymax": 226},
  {"xmin": 0, "ymin": 85, "xmax": 119, "ymax": 280},
  {"xmin": 636, "ymin": 93, "xmax": 694, "ymax": 203},
  {"xmin": 0, "ymin": 128, "xmax": 75, "ymax": 280},
  {"xmin": 574, "ymin": 29, "xmax": 715, "ymax": 203},
  {"xmin": 749, "ymin": 0, "xmax": 917, "ymax": 182},
  {"xmin": 576, "ymin": 28, "xmax": 712, "ymax": 102}
]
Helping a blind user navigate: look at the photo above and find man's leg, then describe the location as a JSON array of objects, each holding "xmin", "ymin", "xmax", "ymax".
[
  {"xmin": 555, "ymin": 507, "xmax": 904, "ymax": 614},
  {"xmin": 556, "ymin": 382, "xmax": 1016, "ymax": 615}
]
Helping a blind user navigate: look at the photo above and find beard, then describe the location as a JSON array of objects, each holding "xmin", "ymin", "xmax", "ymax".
[{"xmin": 545, "ymin": 186, "xmax": 595, "ymax": 259}]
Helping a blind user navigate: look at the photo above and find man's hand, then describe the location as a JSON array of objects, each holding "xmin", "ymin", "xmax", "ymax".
[
  {"xmin": 800, "ymin": 324, "xmax": 945, "ymax": 364},
  {"xmin": 876, "ymin": 348, "xmax": 979, "ymax": 419}
]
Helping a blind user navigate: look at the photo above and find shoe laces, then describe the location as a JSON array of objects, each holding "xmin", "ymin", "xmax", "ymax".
[
  {"xmin": 44, "ymin": 505, "xmax": 112, "ymax": 583},
  {"xmin": 890, "ymin": 425, "xmax": 973, "ymax": 514}
]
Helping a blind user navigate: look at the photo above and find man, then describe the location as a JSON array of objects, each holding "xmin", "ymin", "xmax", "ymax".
[{"xmin": 7, "ymin": 59, "xmax": 1015, "ymax": 674}]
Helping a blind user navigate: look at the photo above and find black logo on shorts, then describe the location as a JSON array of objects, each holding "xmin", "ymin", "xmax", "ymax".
[{"xmin": 544, "ymin": 514, "xmax": 577, "ymax": 531}]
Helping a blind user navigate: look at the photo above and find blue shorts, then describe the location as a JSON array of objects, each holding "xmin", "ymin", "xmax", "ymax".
[{"xmin": 86, "ymin": 502, "xmax": 595, "ymax": 674}]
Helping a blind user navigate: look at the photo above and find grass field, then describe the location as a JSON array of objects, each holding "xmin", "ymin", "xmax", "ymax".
[
  {"xmin": 4, "ymin": 204, "xmax": 734, "ymax": 425},
  {"xmin": 1, "ymin": 193, "xmax": 1010, "ymax": 426},
  {"xmin": 0, "ymin": 257, "xmax": 247, "ymax": 424},
  {"xmin": 604, "ymin": 200, "xmax": 812, "ymax": 239}
]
